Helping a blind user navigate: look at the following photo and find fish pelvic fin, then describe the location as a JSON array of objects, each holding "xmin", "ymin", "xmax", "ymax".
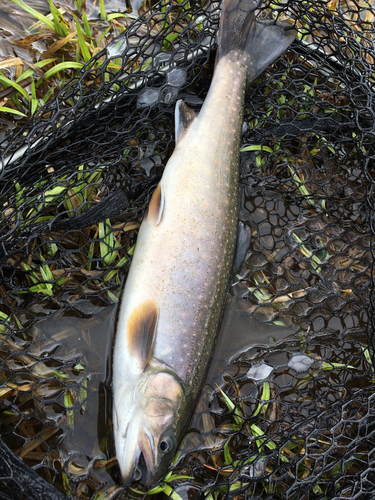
[
  {"xmin": 127, "ymin": 300, "xmax": 158, "ymax": 370},
  {"xmin": 175, "ymin": 99, "xmax": 197, "ymax": 143},
  {"xmin": 217, "ymin": 0, "xmax": 296, "ymax": 83},
  {"xmin": 148, "ymin": 184, "xmax": 164, "ymax": 225}
]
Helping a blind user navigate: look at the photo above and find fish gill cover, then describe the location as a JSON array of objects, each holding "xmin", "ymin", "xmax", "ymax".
[{"xmin": 0, "ymin": 0, "xmax": 374, "ymax": 499}]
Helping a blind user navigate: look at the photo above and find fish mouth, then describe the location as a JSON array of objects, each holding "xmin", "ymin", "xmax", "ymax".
[{"xmin": 138, "ymin": 428, "xmax": 158, "ymax": 486}]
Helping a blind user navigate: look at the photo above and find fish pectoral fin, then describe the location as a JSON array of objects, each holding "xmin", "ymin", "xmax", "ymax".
[
  {"xmin": 148, "ymin": 184, "xmax": 164, "ymax": 225},
  {"xmin": 127, "ymin": 299, "xmax": 158, "ymax": 370},
  {"xmin": 175, "ymin": 99, "xmax": 197, "ymax": 143}
]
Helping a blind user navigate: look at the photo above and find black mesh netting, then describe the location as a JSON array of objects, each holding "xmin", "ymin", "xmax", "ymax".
[{"xmin": 1, "ymin": 0, "xmax": 375, "ymax": 498}]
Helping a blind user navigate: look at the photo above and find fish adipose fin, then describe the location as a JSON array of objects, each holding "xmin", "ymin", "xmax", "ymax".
[
  {"xmin": 175, "ymin": 99, "xmax": 197, "ymax": 143},
  {"xmin": 218, "ymin": 0, "xmax": 296, "ymax": 83},
  {"xmin": 127, "ymin": 300, "xmax": 158, "ymax": 370}
]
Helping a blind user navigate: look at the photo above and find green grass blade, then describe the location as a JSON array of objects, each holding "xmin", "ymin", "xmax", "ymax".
[
  {"xmin": 107, "ymin": 13, "xmax": 129, "ymax": 21},
  {"xmin": 44, "ymin": 62, "xmax": 84, "ymax": 79},
  {"xmin": 0, "ymin": 75, "xmax": 30, "ymax": 102},
  {"xmin": 10, "ymin": 0, "xmax": 55, "ymax": 31},
  {"xmin": 16, "ymin": 59, "xmax": 57, "ymax": 82},
  {"xmin": 82, "ymin": 11, "xmax": 92, "ymax": 38},
  {"xmin": 0, "ymin": 107, "xmax": 26, "ymax": 117},
  {"xmin": 74, "ymin": 16, "xmax": 91, "ymax": 63},
  {"xmin": 47, "ymin": 0, "xmax": 70, "ymax": 37},
  {"xmin": 240, "ymin": 145, "xmax": 273, "ymax": 153},
  {"xmin": 99, "ymin": 0, "xmax": 106, "ymax": 20}
]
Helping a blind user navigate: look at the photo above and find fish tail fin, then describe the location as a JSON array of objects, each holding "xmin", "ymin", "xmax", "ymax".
[{"xmin": 217, "ymin": 0, "xmax": 295, "ymax": 82}]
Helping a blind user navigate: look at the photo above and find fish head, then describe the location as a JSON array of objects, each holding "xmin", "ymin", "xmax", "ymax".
[{"xmin": 115, "ymin": 369, "xmax": 184, "ymax": 486}]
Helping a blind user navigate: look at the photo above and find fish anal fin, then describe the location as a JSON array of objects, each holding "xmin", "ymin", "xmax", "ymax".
[
  {"xmin": 175, "ymin": 99, "xmax": 197, "ymax": 143},
  {"xmin": 148, "ymin": 184, "xmax": 164, "ymax": 225},
  {"xmin": 127, "ymin": 300, "xmax": 158, "ymax": 370}
]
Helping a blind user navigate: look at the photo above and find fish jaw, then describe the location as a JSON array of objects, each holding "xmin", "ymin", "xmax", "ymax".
[{"xmin": 114, "ymin": 367, "xmax": 185, "ymax": 485}]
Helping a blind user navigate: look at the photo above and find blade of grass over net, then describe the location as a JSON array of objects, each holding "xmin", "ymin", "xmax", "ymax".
[
  {"xmin": 0, "ymin": 75, "xmax": 30, "ymax": 102},
  {"xmin": 10, "ymin": 0, "xmax": 55, "ymax": 31},
  {"xmin": 44, "ymin": 62, "xmax": 84, "ymax": 79},
  {"xmin": 0, "ymin": 107, "xmax": 26, "ymax": 117}
]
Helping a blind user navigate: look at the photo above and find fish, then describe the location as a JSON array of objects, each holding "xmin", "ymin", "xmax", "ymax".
[{"xmin": 113, "ymin": 0, "xmax": 295, "ymax": 486}]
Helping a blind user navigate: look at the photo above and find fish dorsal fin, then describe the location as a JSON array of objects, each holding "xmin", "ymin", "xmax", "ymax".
[
  {"xmin": 148, "ymin": 184, "xmax": 164, "ymax": 225},
  {"xmin": 175, "ymin": 99, "xmax": 197, "ymax": 143},
  {"xmin": 127, "ymin": 300, "xmax": 158, "ymax": 370}
]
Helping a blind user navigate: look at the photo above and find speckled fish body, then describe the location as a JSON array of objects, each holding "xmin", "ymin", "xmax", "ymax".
[
  {"xmin": 119, "ymin": 57, "xmax": 245, "ymax": 392},
  {"xmin": 113, "ymin": 56, "xmax": 244, "ymax": 484},
  {"xmin": 113, "ymin": 0, "xmax": 295, "ymax": 486}
]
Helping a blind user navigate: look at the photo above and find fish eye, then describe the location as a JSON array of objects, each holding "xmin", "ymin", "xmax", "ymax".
[
  {"xmin": 160, "ymin": 440, "xmax": 169, "ymax": 452},
  {"xmin": 159, "ymin": 434, "xmax": 176, "ymax": 454}
]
